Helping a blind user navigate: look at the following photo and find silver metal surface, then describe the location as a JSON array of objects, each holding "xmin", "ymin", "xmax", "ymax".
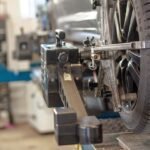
[
  {"xmin": 93, "ymin": 41, "xmax": 150, "ymax": 52},
  {"xmin": 59, "ymin": 69, "xmax": 87, "ymax": 119},
  {"xmin": 48, "ymin": 0, "xmax": 98, "ymax": 43}
]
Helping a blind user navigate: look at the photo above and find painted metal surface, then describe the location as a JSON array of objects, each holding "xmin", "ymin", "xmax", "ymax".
[{"xmin": 0, "ymin": 64, "xmax": 31, "ymax": 83}]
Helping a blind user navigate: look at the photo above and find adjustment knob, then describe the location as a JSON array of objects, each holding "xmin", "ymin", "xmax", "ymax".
[
  {"xmin": 58, "ymin": 52, "xmax": 68, "ymax": 64},
  {"xmin": 55, "ymin": 29, "xmax": 66, "ymax": 41},
  {"xmin": 55, "ymin": 29, "xmax": 66, "ymax": 47}
]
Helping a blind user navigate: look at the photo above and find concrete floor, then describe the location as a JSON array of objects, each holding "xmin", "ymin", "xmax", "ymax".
[{"xmin": 0, "ymin": 124, "xmax": 75, "ymax": 150}]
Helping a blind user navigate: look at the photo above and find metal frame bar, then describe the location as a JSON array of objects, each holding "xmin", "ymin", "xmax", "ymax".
[
  {"xmin": 58, "ymin": 68, "xmax": 87, "ymax": 118},
  {"xmin": 93, "ymin": 41, "xmax": 150, "ymax": 53}
]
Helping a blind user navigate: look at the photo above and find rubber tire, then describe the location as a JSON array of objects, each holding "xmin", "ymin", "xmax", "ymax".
[{"xmin": 115, "ymin": 0, "xmax": 150, "ymax": 132}]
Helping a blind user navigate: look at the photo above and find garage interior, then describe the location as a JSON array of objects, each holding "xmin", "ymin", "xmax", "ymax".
[{"xmin": 0, "ymin": 0, "xmax": 150, "ymax": 150}]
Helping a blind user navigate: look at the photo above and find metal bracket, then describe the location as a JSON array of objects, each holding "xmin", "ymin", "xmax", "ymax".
[{"xmin": 84, "ymin": 40, "xmax": 150, "ymax": 112}]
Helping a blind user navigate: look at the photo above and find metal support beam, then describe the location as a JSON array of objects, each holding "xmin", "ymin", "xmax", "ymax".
[
  {"xmin": 59, "ymin": 70, "xmax": 87, "ymax": 119},
  {"xmin": 93, "ymin": 41, "xmax": 150, "ymax": 52}
]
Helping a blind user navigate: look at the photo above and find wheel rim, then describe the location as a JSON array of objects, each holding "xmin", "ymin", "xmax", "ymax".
[{"xmin": 112, "ymin": 0, "xmax": 140, "ymax": 111}]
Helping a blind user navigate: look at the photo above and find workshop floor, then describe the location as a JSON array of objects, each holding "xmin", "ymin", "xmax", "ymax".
[{"xmin": 0, "ymin": 124, "xmax": 75, "ymax": 150}]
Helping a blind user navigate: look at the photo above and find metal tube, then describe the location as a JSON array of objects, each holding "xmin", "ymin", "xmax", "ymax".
[{"xmin": 92, "ymin": 41, "xmax": 150, "ymax": 52}]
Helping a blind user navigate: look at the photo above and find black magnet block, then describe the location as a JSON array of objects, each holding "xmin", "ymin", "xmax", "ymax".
[
  {"xmin": 54, "ymin": 108, "xmax": 77, "ymax": 125},
  {"xmin": 55, "ymin": 123, "xmax": 79, "ymax": 145},
  {"xmin": 41, "ymin": 43, "xmax": 79, "ymax": 65},
  {"xmin": 55, "ymin": 123, "xmax": 78, "ymax": 135},
  {"xmin": 55, "ymin": 134, "xmax": 79, "ymax": 145}
]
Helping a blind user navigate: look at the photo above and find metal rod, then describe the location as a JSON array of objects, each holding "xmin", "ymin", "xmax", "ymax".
[{"xmin": 93, "ymin": 41, "xmax": 150, "ymax": 52}]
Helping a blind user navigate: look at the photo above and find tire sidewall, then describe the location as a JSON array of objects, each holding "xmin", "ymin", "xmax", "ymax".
[{"xmin": 120, "ymin": 0, "xmax": 150, "ymax": 132}]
